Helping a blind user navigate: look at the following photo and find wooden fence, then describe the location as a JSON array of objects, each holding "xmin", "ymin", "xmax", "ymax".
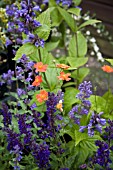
[{"xmin": 80, "ymin": 0, "xmax": 113, "ymax": 58}]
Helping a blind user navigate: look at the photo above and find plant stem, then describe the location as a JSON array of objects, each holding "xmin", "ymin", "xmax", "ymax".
[
  {"xmin": 38, "ymin": 48, "xmax": 51, "ymax": 90},
  {"xmin": 75, "ymin": 33, "xmax": 79, "ymax": 88},
  {"xmin": 104, "ymin": 74, "xmax": 110, "ymax": 111}
]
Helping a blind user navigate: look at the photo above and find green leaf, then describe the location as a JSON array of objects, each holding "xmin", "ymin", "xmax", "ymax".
[
  {"xmin": 12, "ymin": 116, "xmax": 19, "ymax": 133},
  {"xmin": 105, "ymin": 59, "xmax": 113, "ymax": 66},
  {"xmin": 103, "ymin": 90, "xmax": 113, "ymax": 118},
  {"xmin": 71, "ymin": 67, "xmax": 90, "ymax": 83},
  {"xmin": 42, "ymin": 68, "xmax": 63, "ymax": 92},
  {"xmin": 5, "ymin": 92, "xmax": 18, "ymax": 99},
  {"xmin": 74, "ymin": 134, "xmax": 101, "ymax": 166},
  {"xmin": 45, "ymin": 40, "xmax": 60, "ymax": 51},
  {"xmin": 68, "ymin": 32, "xmax": 87, "ymax": 57},
  {"xmin": 78, "ymin": 19, "xmax": 101, "ymax": 29},
  {"xmin": 39, "ymin": 47, "xmax": 55, "ymax": 65},
  {"xmin": 13, "ymin": 43, "xmax": 37, "ymax": 60},
  {"xmin": 89, "ymin": 95, "xmax": 106, "ymax": 113},
  {"xmin": 67, "ymin": 7, "xmax": 81, "ymax": 16},
  {"xmin": 35, "ymin": 8, "xmax": 51, "ymax": 40},
  {"xmin": 28, "ymin": 49, "xmax": 38, "ymax": 61},
  {"xmin": 64, "ymin": 88, "xmax": 79, "ymax": 113},
  {"xmin": 67, "ymin": 57, "xmax": 88, "ymax": 68},
  {"xmin": 18, "ymin": 101, "xmax": 27, "ymax": 110},
  {"xmin": 49, "ymin": 0, "xmax": 57, "ymax": 7},
  {"xmin": 73, "ymin": 0, "xmax": 82, "ymax": 6},
  {"xmin": 57, "ymin": 6, "xmax": 77, "ymax": 32},
  {"xmin": 51, "ymin": 7, "xmax": 62, "ymax": 26},
  {"xmin": 62, "ymin": 82, "xmax": 76, "ymax": 88},
  {"xmin": 75, "ymin": 130, "xmax": 88, "ymax": 146}
]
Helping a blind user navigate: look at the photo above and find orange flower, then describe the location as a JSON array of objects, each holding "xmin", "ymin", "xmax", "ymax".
[
  {"xmin": 101, "ymin": 65, "xmax": 113, "ymax": 73},
  {"xmin": 36, "ymin": 90, "xmax": 48, "ymax": 103},
  {"xmin": 32, "ymin": 75, "xmax": 42, "ymax": 86},
  {"xmin": 34, "ymin": 62, "xmax": 48, "ymax": 72},
  {"xmin": 56, "ymin": 64, "xmax": 70, "ymax": 70},
  {"xmin": 56, "ymin": 100, "xmax": 63, "ymax": 112},
  {"xmin": 57, "ymin": 71, "xmax": 71, "ymax": 81}
]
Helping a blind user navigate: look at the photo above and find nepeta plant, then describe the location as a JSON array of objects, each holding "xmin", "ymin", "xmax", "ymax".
[{"xmin": 1, "ymin": 0, "xmax": 113, "ymax": 170}]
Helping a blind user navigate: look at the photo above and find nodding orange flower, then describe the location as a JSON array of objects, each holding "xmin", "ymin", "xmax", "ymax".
[
  {"xmin": 56, "ymin": 64, "xmax": 70, "ymax": 70},
  {"xmin": 101, "ymin": 65, "xmax": 113, "ymax": 73},
  {"xmin": 34, "ymin": 62, "xmax": 48, "ymax": 72},
  {"xmin": 56, "ymin": 100, "xmax": 63, "ymax": 112},
  {"xmin": 32, "ymin": 75, "xmax": 42, "ymax": 86},
  {"xmin": 57, "ymin": 71, "xmax": 71, "ymax": 81},
  {"xmin": 36, "ymin": 90, "xmax": 48, "ymax": 103}
]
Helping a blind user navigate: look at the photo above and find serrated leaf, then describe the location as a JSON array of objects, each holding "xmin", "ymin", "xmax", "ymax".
[
  {"xmin": 57, "ymin": 6, "xmax": 77, "ymax": 32},
  {"xmin": 13, "ymin": 43, "xmax": 37, "ymax": 60},
  {"xmin": 68, "ymin": 32, "xmax": 87, "ymax": 57},
  {"xmin": 35, "ymin": 8, "xmax": 51, "ymax": 40},
  {"xmin": 78, "ymin": 19, "xmax": 101, "ymax": 29},
  {"xmin": 75, "ymin": 130, "xmax": 88, "ymax": 146}
]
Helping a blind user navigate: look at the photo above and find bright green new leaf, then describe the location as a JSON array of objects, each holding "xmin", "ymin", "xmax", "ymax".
[
  {"xmin": 57, "ymin": 6, "xmax": 77, "ymax": 32},
  {"xmin": 78, "ymin": 19, "xmax": 101, "ymax": 29},
  {"xmin": 67, "ymin": 7, "xmax": 81, "ymax": 16},
  {"xmin": 13, "ymin": 43, "xmax": 37, "ymax": 60},
  {"xmin": 68, "ymin": 32, "xmax": 87, "ymax": 57},
  {"xmin": 105, "ymin": 59, "xmax": 113, "ymax": 66}
]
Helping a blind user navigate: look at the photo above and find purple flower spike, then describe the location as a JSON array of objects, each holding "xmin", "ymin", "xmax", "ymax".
[
  {"xmin": 79, "ymin": 111, "xmax": 106, "ymax": 137},
  {"xmin": 69, "ymin": 81, "xmax": 92, "ymax": 125}
]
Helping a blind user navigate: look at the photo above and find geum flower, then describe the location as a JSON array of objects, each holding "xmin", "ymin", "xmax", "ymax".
[
  {"xmin": 36, "ymin": 90, "xmax": 48, "ymax": 103},
  {"xmin": 101, "ymin": 65, "xmax": 113, "ymax": 73},
  {"xmin": 32, "ymin": 75, "xmax": 42, "ymax": 86},
  {"xmin": 56, "ymin": 64, "xmax": 70, "ymax": 70},
  {"xmin": 34, "ymin": 62, "xmax": 48, "ymax": 72},
  {"xmin": 57, "ymin": 72, "xmax": 71, "ymax": 81}
]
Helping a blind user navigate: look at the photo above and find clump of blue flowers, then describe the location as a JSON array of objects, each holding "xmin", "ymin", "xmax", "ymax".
[{"xmin": 69, "ymin": 81, "xmax": 92, "ymax": 124}]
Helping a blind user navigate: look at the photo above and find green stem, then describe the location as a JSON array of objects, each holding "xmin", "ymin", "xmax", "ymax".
[
  {"xmin": 75, "ymin": 33, "xmax": 79, "ymax": 88},
  {"xmin": 43, "ymin": 72, "xmax": 51, "ymax": 90},
  {"xmin": 38, "ymin": 48, "xmax": 51, "ymax": 90},
  {"xmin": 105, "ymin": 74, "xmax": 110, "ymax": 110}
]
